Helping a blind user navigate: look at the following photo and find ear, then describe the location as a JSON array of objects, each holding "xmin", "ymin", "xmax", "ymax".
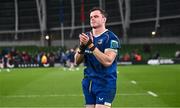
[{"xmin": 103, "ymin": 17, "xmax": 107, "ymax": 23}]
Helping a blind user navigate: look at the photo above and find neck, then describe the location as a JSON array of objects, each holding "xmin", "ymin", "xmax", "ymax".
[{"xmin": 92, "ymin": 26, "xmax": 106, "ymax": 36}]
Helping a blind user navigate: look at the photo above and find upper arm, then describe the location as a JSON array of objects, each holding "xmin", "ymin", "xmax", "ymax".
[
  {"xmin": 104, "ymin": 48, "xmax": 117, "ymax": 62},
  {"xmin": 103, "ymin": 33, "xmax": 120, "ymax": 63}
]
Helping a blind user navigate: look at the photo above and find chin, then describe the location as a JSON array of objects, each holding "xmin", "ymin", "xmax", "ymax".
[
  {"xmin": 91, "ymin": 25, "xmax": 98, "ymax": 28},
  {"xmin": 91, "ymin": 24, "xmax": 96, "ymax": 27},
  {"xmin": 92, "ymin": 26, "xmax": 98, "ymax": 29},
  {"xmin": 91, "ymin": 25, "xmax": 95, "ymax": 28}
]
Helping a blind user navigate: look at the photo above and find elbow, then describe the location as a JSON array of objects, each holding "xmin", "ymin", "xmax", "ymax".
[
  {"xmin": 75, "ymin": 60, "xmax": 81, "ymax": 66},
  {"xmin": 74, "ymin": 57, "xmax": 80, "ymax": 65},
  {"xmin": 74, "ymin": 55, "xmax": 83, "ymax": 65},
  {"xmin": 74, "ymin": 53, "xmax": 80, "ymax": 65},
  {"xmin": 102, "ymin": 61, "xmax": 113, "ymax": 67}
]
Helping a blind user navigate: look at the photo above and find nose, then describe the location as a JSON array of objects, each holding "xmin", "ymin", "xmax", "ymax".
[
  {"xmin": 90, "ymin": 18, "xmax": 93, "ymax": 21},
  {"xmin": 90, "ymin": 16, "xmax": 95, "ymax": 20},
  {"xmin": 91, "ymin": 17, "xmax": 95, "ymax": 22}
]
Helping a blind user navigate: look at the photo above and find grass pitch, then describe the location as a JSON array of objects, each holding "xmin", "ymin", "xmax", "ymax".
[{"xmin": 0, "ymin": 65, "xmax": 180, "ymax": 107}]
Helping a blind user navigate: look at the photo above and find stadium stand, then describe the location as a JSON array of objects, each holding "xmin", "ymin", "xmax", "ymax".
[
  {"xmin": 0, "ymin": 0, "xmax": 180, "ymax": 67},
  {"xmin": 0, "ymin": 0, "xmax": 180, "ymax": 42}
]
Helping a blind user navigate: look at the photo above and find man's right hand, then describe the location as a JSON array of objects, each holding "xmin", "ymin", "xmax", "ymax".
[
  {"xmin": 78, "ymin": 33, "xmax": 89, "ymax": 54},
  {"xmin": 79, "ymin": 33, "xmax": 89, "ymax": 45}
]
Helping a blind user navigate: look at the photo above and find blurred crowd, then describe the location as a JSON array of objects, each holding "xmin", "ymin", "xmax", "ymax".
[
  {"xmin": 1, "ymin": 46, "xmax": 179, "ymax": 68},
  {"xmin": 0, "ymin": 47, "xmax": 76, "ymax": 69}
]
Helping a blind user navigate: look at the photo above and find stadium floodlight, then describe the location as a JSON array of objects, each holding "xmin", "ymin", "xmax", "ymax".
[
  {"xmin": 45, "ymin": 35, "xmax": 50, "ymax": 40},
  {"xmin": 152, "ymin": 31, "xmax": 156, "ymax": 36}
]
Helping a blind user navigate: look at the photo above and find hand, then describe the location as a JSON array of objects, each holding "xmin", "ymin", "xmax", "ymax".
[
  {"xmin": 78, "ymin": 33, "xmax": 88, "ymax": 54},
  {"xmin": 79, "ymin": 32, "xmax": 95, "ymax": 52},
  {"xmin": 79, "ymin": 33, "xmax": 89, "ymax": 45}
]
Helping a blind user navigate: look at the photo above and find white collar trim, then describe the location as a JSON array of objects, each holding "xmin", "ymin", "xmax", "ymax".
[{"xmin": 93, "ymin": 29, "xmax": 108, "ymax": 37}]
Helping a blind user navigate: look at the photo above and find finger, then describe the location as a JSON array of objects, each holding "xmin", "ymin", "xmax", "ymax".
[
  {"xmin": 81, "ymin": 36, "xmax": 87, "ymax": 42},
  {"xmin": 80, "ymin": 36, "xmax": 87, "ymax": 44},
  {"xmin": 81, "ymin": 33, "xmax": 89, "ymax": 40},
  {"xmin": 89, "ymin": 32, "xmax": 93, "ymax": 41},
  {"xmin": 81, "ymin": 33, "xmax": 87, "ymax": 36},
  {"xmin": 79, "ymin": 34, "xmax": 82, "ymax": 38},
  {"xmin": 83, "ymin": 35, "xmax": 90, "ymax": 41},
  {"xmin": 79, "ymin": 34, "xmax": 86, "ymax": 41},
  {"xmin": 80, "ymin": 38, "xmax": 85, "ymax": 45},
  {"xmin": 79, "ymin": 34, "xmax": 83, "ymax": 42},
  {"xmin": 79, "ymin": 34, "xmax": 85, "ymax": 42}
]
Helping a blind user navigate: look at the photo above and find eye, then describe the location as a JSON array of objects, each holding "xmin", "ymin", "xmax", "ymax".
[
  {"xmin": 90, "ymin": 16, "xmax": 93, "ymax": 19},
  {"xmin": 94, "ymin": 15, "xmax": 99, "ymax": 18}
]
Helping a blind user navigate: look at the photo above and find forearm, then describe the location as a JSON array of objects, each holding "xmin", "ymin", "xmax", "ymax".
[
  {"xmin": 74, "ymin": 52, "xmax": 84, "ymax": 65},
  {"xmin": 92, "ymin": 48, "xmax": 116, "ymax": 67}
]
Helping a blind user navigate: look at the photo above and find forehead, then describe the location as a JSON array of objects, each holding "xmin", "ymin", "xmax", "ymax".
[{"xmin": 90, "ymin": 10, "xmax": 102, "ymax": 16}]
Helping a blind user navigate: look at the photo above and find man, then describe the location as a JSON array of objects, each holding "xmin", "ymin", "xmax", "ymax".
[{"xmin": 74, "ymin": 7, "xmax": 120, "ymax": 108}]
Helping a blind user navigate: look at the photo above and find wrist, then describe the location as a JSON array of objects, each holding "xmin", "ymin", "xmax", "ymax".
[
  {"xmin": 78, "ymin": 50, "xmax": 85, "ymax": 54},
  {"xmin": 79, "ymin": 44, "xmax": 86, "ymax": 54},
  {"xmin": 88, "ymin": 43, "xmax": 94, "ymax": 49},
  {"xmin": 89, "ymin": 43, "xmax": 96, "ymax": 52}
]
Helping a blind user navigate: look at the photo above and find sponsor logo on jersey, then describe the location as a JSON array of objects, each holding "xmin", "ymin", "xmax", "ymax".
[
  {"xmin": 110, "ymin": 40, "xmax": 119, "ymax": 49},
  {"xmin": 98, "ymin": 39, "xmax": 103, "ymax": 45},
  {"xmin": 98, "ymin": 97, "xmax": 104, "ymax": 101},
  {"xmin": 85, "ymin": 50, "xmax": 93, "ymax": 54}
]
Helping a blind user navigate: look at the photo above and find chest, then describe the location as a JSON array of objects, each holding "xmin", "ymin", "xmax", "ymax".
[{"xmin": 93, "ymin": 36, "xmax": 109, "ymax": 51}]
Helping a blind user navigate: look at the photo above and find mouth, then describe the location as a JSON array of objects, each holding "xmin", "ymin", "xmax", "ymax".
[{"xmin": 91, "ymin": 22, "xmax": 96, "ymax": 25}]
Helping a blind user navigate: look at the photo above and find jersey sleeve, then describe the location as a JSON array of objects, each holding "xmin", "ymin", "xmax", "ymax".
[{"xmin": 105, "ymin": 32, "xmax": 121, "ymax": 50}]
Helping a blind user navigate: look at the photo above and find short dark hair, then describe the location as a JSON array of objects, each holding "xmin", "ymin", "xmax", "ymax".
[{"xmin": 89, "ymin": 7, "xmax": 108, "ymax": 18}]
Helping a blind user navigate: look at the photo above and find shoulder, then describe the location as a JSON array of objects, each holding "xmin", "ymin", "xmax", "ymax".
[
  {"xmin": 105, "ymin": 30, "xmax": 120, "ymax": 43},
  {"xmin": 105, "ymin": 30, "xmax": 121, "ymax": 49},
  {"xmin": 105, "ymin": 30, "xmax": 119, "ymax": 40}
]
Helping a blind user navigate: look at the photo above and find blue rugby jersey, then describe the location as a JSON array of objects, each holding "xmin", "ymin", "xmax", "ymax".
[{"xmin": 83, "ymin": 30, "xmax": 120, "ymax": 88}]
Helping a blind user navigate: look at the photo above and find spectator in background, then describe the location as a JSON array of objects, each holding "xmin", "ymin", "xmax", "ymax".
[
  {"xmin": 134, "ymin": 53, "xmax": 142, "ymax": 62},
  {"xmin": 60, "ymin": 51, "xmax": 68, "ymax": 67},
  {"xmin": 21, "ymin": 51, "xmax": 31, "ymax": 64},
  {"xmin": 13, "ymin": 50, "xmax": 22, "ymax": 65},
  {"xmin": 67, "ymin": 48, "xmax": 75, "ymax": 71},
  {"xmin": 122, "ymin": 53, "xmax": 131, "ymax": 61},
  {"xmin": 37, "ymin": 51, "xmax": 42, "ymax": 64},
  {"xmin": 0, "ymin": 50, "xmax": 4, "ymax": 69},
  {"xmin": 41, "ymin": 53, "xmax": 48, "ymax": 64},
  {"xmin": 130, "ymin": 49, "xmax": 142, "ymax": 62},
  {"xmin": 48, "ymin": 52, "xmax": 55, "ymax": 67},
  {"xmin": 6, "ymin": 52, "xmax": 14, "ymax": 68},
  {"xmin": 1, "ymin": 48, "xmax": 9, "ymax": 68}
]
